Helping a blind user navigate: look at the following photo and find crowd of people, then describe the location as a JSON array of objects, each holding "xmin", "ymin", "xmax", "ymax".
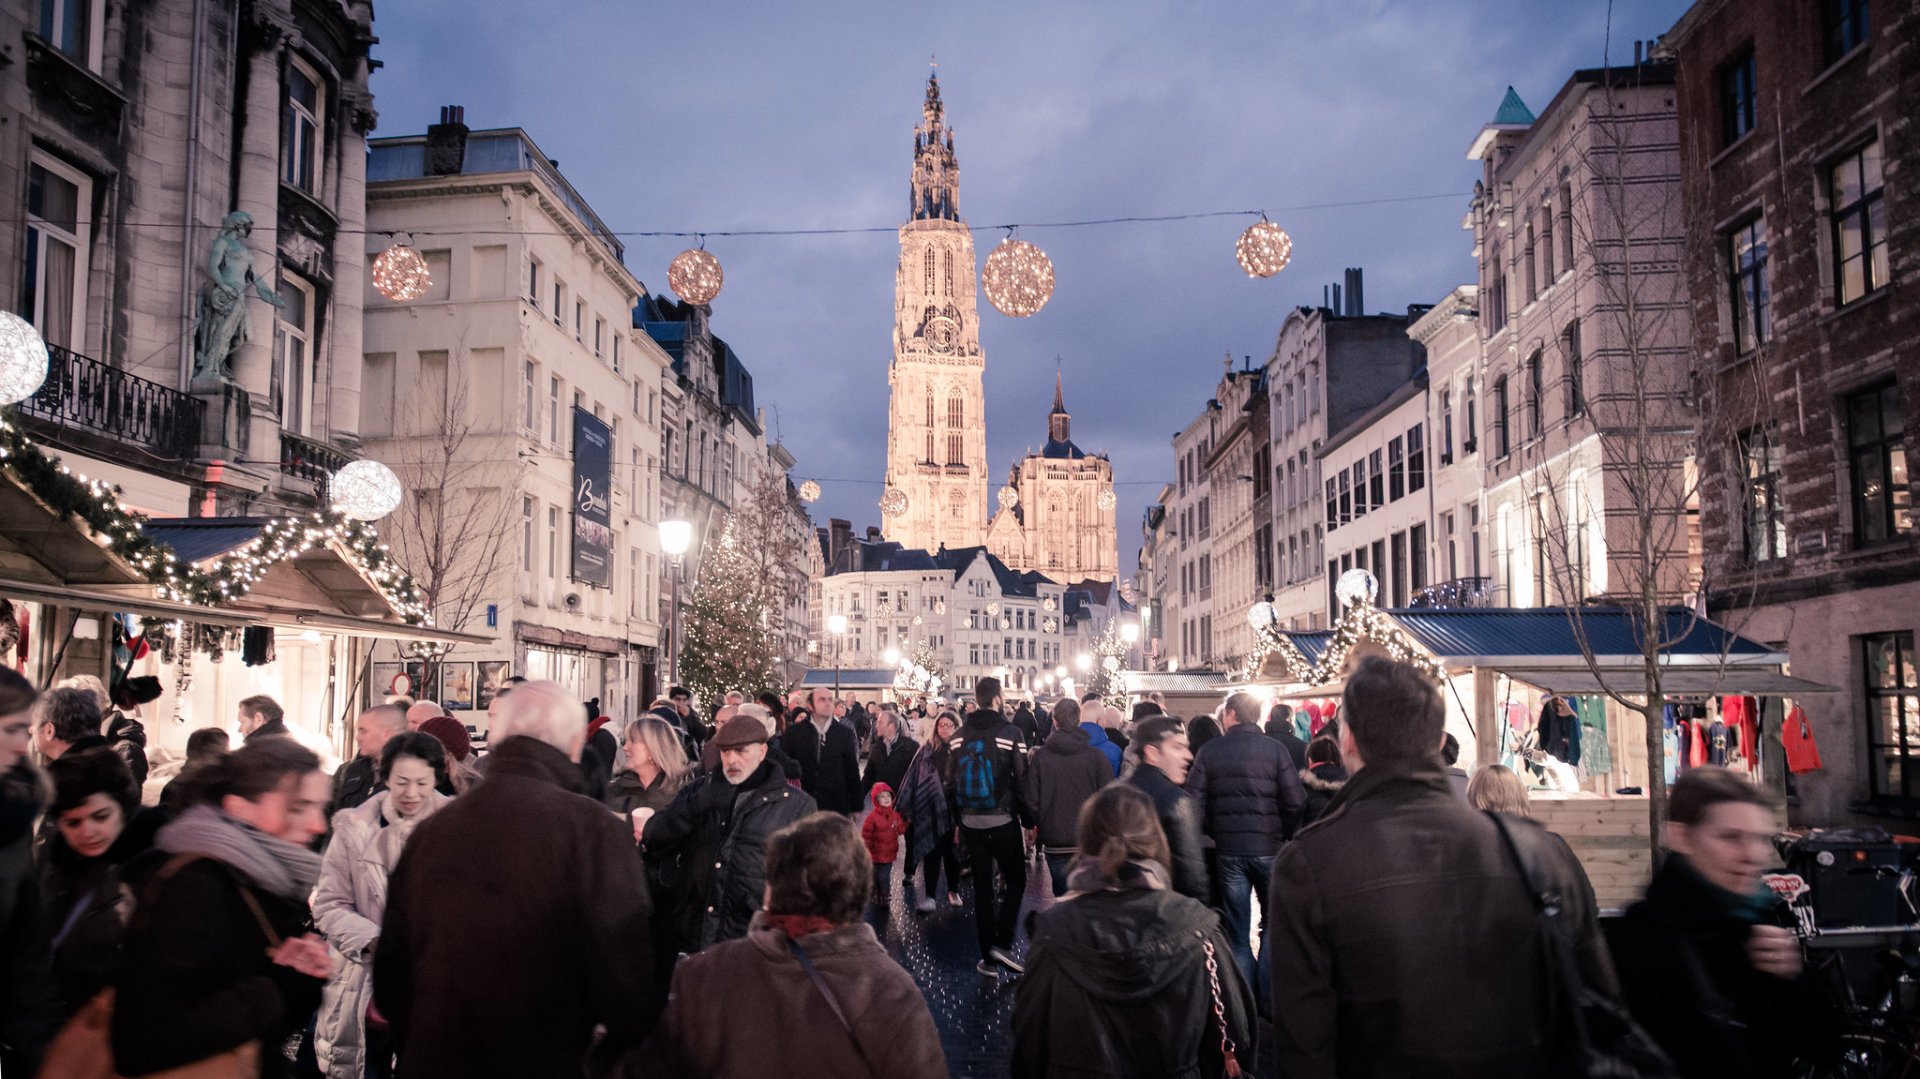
[{"xmin": 0, "ymin": 654, "xmax": 1843, "ymax": 1078}]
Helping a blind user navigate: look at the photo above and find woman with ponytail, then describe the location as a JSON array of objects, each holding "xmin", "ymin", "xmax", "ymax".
[{"xmin": 1011, "ymin": 783, "xmax": 1256, "ymax": 1079}]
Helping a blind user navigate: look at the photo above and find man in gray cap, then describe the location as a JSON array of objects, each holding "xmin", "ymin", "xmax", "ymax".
[{"xmin": 644, "ymin": 715, "xmax": 817, "ymax": 959}]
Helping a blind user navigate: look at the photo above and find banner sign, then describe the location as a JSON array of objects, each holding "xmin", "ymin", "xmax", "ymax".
[{"xmin": 570, "ymin": 407, "xmax": 613, "ymax": 587}]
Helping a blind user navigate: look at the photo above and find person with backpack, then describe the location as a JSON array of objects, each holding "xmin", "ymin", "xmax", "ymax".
[{"xmin": 946, "ymin": 677, "xmax": 1033, "ymax": 977}]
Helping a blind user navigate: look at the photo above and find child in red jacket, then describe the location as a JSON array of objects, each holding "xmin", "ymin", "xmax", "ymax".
[{"xmin": 862, "ymin": 783, "xmax": 908, "ymax": 910}]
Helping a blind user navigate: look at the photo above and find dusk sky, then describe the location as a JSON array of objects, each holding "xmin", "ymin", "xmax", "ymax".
[{"xmin": 370, "ymin": 0, "xmax": 1690, "ymax": 574}]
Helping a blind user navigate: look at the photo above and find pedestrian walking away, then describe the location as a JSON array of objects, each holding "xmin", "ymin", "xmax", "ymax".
[
  {"xmin": 1022, "ymin": 698, "xmax": 1111, "ymax": 896},
  {"xmin": 947, "ymin": 677, "xmax": 1034, "ymax": 976}
]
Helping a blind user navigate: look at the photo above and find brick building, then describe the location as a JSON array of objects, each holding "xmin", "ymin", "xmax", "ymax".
[{"xmin": 1664, "ymin": 0, "xmax": 1918, "ymax": 823}]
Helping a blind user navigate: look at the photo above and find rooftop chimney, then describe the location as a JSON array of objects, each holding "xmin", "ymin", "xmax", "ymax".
[
  {"xmin": 1344, "ymin": 268, "xmax": 1365, "ymax": 316},
  {"xmin": 425, "ymin": 105, "xmax": 469, "ymax": 177}
]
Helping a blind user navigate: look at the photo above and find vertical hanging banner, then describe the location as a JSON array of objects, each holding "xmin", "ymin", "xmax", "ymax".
[{"xmin": 571, "ymin": 406, "xmax": 613, "ymax": 587}]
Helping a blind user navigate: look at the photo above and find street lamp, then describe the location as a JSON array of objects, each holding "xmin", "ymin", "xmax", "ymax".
[
  {"xmin": 1120, "ymin": 622, "xmax": 1141, "ymax": 645},
  {"xmin": 1075, "ymin": 652, "xmax": 1093, "ymax": 673},
  {"xmin": 659, "ymin": 519, "xmax": 693, "ymax": 687},
  {"xmin": 827, "ymin": 613, "xmax": 848, "ymax": 696},
  {"xmin": 882, "ymin": 646, "xmax": 901, "ymax": 667}
]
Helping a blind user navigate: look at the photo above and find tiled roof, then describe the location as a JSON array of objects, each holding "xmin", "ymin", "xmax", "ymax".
[{"xmin": 1493, "ymin": 85, "xmax": 1535, "ymax": 125}]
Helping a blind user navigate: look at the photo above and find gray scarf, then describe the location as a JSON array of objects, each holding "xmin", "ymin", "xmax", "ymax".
[{"xmin": 156, "ymin": 804, "xmax": 324, "ymax": 902}]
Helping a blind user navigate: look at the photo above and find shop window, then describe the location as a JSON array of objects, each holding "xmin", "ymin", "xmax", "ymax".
[
  {"xmin": 282, "ymin": 56, "xmax": 324, "ymax": 193},
  {"xmin": 22, "ymin": 153, "xmax": 90, "ymax": 351},
  {"xmin": 1728, "ymin": 216, "xmax": 1770, "ymax": 353},
  {"xmin": 1719, "ymin": 48, "xmax": 1756, "ymax": 146},
  {"xmin": 1865, "ymin": 631, "xmax": 1919, "ymax": 806},
  {"xmin": 1829, "ymin": 141, "xmax": 1888, "ymax": 306},
  {"xmin": 1847, "ymin": 381, "xmax": 1911, "ymax": 545}
]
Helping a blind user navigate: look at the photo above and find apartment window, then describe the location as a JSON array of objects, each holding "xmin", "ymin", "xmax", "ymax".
[
  {"xmin": 1564, "ymin": 319, "xmax": 1585, "ymax": 417},
  {"xmin": 1440, "ymin": 390, "xmax": 1454, "ymax": 464},
  {"xmin": 282, "ymin": 57, "xmax": 323, "ymax": 193},
  {"xmin": 1864, "ymin": 631, "xmax": 1919, "ymax": 805},
  {"xmin": 547, "ymin": 506, "xmax": 560, "ymax": 579},
  {"xmin": 1523, "ymin": 220, "xmax": 1537, "ymax": 304},
  {"xmin": 38, "ymin": 0, "xmax": 100, "ymax": 65},
  {"xmin": 1526, "ymin": 353, "xmax": 1545, "ymax": 438},
  {"xmin": 574, "ymin": 301, "xmax": 585, "ymax": 342},
  {"xmin": 1408, "ymin": 424, "xmax": 1426, "ymax": 493},
  {"xmin": 612, "ymin": 334, "xmax": 622, "ymax": 371},
  {"xmin": 1822, "ymin": 0, "xmax": 1870, "ymax": 66},
  {"xmin": 1738, "ymin": 428, "xmax": 1787, "ymax": 563},
  {"xmin": 273, "ymin": 275, "xmax": 315, "ymax": 436},
  {"xmin": 552, "ymin": 280, "xmax": 565, "ymax": 325},
  {"xmin": 1443, "ymin": 511, "xmax": 1458, "ymax": 580},
  {"xmin": 1848, "ymin": 381, "xmax": 1911, "ymax": 545},
  {"xmin": 1390, "ymin": 532, "xmax": 1408, "ymax": 608},
  {"xmin": 22, "ymin": 154, "xmax": 90, "ymax": 350},
  {"xmin": 1830, "ymin": 141, "xmax": 1888, "ymax": 305},
  {"xmin": 1351, "ymin": 462, "xmax": 1367, "ymax": 518},
  {"xmin": 1388, "ymin": 438, "xmax": 1405, "ymax": 501},
  {"xmin": 1470, "ymin": 504, "xmax": 1482, "ymax": 578},
  {"xmin": 1485, "ymin": 242, "xmax": 1508, "ymax": 333},
  {"xmin": 527, "ymin": 258, "xmax": 540, "ymax": 301},
  {"xmin": 1464, "ymin": 377, "xmax": 1478, "ymax": 452},
  {"xmin": 548, "ymin": 377, "xmax": 562, "ymax": 444},
  {"xmin": 1567, "ymin": 473, "xmax": 1591, "ymax": 598},
  {"xmin": 521, "ymin": 497, "xmax": 535, "ymax": 572},
  {"xmin": 1368, "ymin": 450, "xmax": 1384, "ymax": 509},
  {"xmin": 1325, "ymin": 478, "xmax": 1338, "ymax": 531},
  {"xmin": 593, "ymin": 317, "xmax": 605, "ymax": 357},
  {"xmin": 1410, "ymin": 523, "xmax": 1428, "ymax": 593},
  {"xmin": 1725, "ymin": 216, "xmax": 1772, "ymax": 355},
  {"xmin": 1540, "ymin": 203, "xmax": 1555, "ymax": 282},
  {"xmin": 1493, "ymin": 377, "xmax": 1511, "ymax": 457},
  {"xmin": 628, "ymin": 548, "xmax": 640, "ymax": 617},
  {"xmin": 1558, "ymin": 183, "xmax": 1575, "ymax": 273},
  {"xmin": 1720, "ymin": 49, "xmax": 1757, "ymax": 145},
  {"xmin": 1337, "ymin": 470, "xmax": 1351, "ymax": 526}
]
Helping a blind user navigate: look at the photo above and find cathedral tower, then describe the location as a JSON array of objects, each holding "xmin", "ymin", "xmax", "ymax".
[{"xmin": 883, "ymin": 73, "xmax": 988, "ymax": 553}]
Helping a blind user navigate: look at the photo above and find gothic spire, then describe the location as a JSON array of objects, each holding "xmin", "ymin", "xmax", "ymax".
[
  {"xmin": 1052, "ymin": 368, "xmax": 1066, "ymax": 415},
  {"xmin": 910, "ymin": 72, "xmax": 959, "ymax": 222},
  {"xmin": 1049, "ymin": 368, "xmax": 1071, "ymax": 444}
]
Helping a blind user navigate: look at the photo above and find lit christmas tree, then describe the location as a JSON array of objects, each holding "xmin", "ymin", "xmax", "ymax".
[{"xmin": 679, "ymin": 517, "xmax": 783, "ymax": 708}]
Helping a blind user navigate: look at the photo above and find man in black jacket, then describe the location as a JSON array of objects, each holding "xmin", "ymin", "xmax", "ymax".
[
  {"xmin": 329, "ymin": 704, "xmax": 404, "ymax": 818},
  {"xmin": 785, "ymin": 688, "xmax": 862, "ymax": 814},
  {"xmin": 237, "ymin": 694, "xmax": 292, "ymax": 743},
  {"xmin": 1268, "ymin": 656, "xmax": 1617, "ymax": 1076},
  {"xmin": 1125, "ymin": 715, "xmax": 1209, "ymax": 901},
  {"xmin": 1022, "ymin": 699, "xmax": 1110, "ymax": 895},
  {"xmin": 861, "ymin": 706, "xmax": 916, "ymax": 800},
  {"xmin": 1187, "ymin": 692, "xmax": 1305, "ymax": 1000},
  {"xmin": 375, "ymin": 680, "xmax": 657, "ymax": 1078},
  {"xmin": 947, "ymin": 677, "xmax": 1032, "ymax": 976}
]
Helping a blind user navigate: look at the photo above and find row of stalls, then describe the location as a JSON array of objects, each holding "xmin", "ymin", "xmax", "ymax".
[
  {"xmin": 0, "ymin": 448, "xmax": 480, "ymax": 795},
  {"xmin": 1131, "ymin": 588, "xmax": 1833, "ymax": 910}
]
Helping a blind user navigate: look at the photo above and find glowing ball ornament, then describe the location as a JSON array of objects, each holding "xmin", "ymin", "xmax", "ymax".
[
  {"xmin": 1096, "ymin": 487, "xmax": 1117, "ymax": 511},
  {"xmin": 0, "ymin": 312, "xmax": 50, "ymax": 405},
  {"xmin": 987, "ymin": 601, "xmax": 1001, "ymax": 617},
  {"xmin": 1103, "ymin": 655, "xmax": 1121, "ymax": 673},
  {"xmin": 371, "ymin": 244, "xmax": 431, "ymax": 302},
  {"xmin": 329, "ymin": 459, "xmax": 404, "ymax": 521},
  {"xmin": 668, "ymin": 247, "xmax": 723, "ymax": 305},
  {"xmin": 879, "ymin": 486, "xmax": 908, "ymax": 518},
  {"xmin": 998, "ymin": 484, "xmax": 1019, "ymax": 509},
  {"xmin": 798, "ymin": 479, "xmax": 821, "ymax": 503},
  {"xmin": 1336, "ymin": 567, "xmax": 1380, "ymax": 609},
  {"xmin": 1236, "ymin": 218, "xmax": 1294, "ymax": 278},
  {"xmin": 981, "ymin": 237, "xmax": 1055, "ymax": 318}
]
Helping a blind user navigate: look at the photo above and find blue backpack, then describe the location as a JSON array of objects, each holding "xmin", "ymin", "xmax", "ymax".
[{"xmin": 954, "ymin": 731, "xmax": 1004, "ymax": 812}]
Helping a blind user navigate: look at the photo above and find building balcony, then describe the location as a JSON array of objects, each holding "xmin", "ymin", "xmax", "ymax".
[
  {"xmin": 280, "ymin": 430, "xmax": 353, "ymax": 484},
  {"xmin": 16, "ymin": 344, "xmax": 205, "ymax": 460},
  {"xmin": 1409, "ymin": 576, "xmax": 1497, "ymax": 609}
]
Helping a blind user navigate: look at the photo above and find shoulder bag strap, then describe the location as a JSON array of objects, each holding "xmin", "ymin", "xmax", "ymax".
[
  {"xmin": 1198, "ymin": 933, "xmax": 1245, "ymax": 1078},
  {"xmin": 137, "ymin": 852, "xmax": 282, "ymax": 949},
  {"xmin": 786, "ymin": 937, "xmax": 878, "ymax": 1078}
]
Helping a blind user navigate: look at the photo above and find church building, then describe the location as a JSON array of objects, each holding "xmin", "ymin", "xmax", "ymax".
[{"xmin": 986, "ymin": 372, "xmax": 1119, "ymax": 582}]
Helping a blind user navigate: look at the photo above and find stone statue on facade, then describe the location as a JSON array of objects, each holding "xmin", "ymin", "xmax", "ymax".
[{"xmin": 192, "ymin": 211, "xmax": 282, "ymax": 382}]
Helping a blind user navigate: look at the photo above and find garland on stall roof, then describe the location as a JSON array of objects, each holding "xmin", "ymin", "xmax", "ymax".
[
  {"xmin": 1242, "ymin": 597, "xmax": 1446, "ymax": 685},
  {"xmin": 0, "ymin": 416, "xmax": 427, "ymax": 623}
]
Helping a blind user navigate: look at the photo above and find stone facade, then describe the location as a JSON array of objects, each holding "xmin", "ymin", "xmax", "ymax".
[
  {"xmin": 1413, "ymin": 287, "xmax": 1490, "ymax": 597},
  {"xmin": 1319, "ymin": 376, "xmax": 1433, "ymax": 613},
  {"xmin": 1665, "ymin": 0, "xmax": 1920, "ymax": 825},
  {"xmin": 985, "ymin": 373, "xmax": 1118, "ymax": 584}
]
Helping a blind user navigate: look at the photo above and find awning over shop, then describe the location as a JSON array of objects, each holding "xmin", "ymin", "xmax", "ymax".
[
  {"xmin": 0, "ymin": 576, "xmax": 251, "ymax": 628},
  {"xmin": 1124, "ymin": 670, "xmax": 1229, "ymax": 694},
  {"xmin": 0, "ymin": 471, "xmax": 148, "ymax": 589},
  {"xmin": 1392, "ymin": 607, "xmax": 1783, "ymax": 667},
  {"xmin": 1495, "ymin": 666, "xmax": 1838, "ymax": 697},
  {"xmin": 144, "ymin": 518, "xmax": 406, "ymax": 621},
  {"xmin": 798, "ymin": 668, "xmax": 900, "ymax": 690}
]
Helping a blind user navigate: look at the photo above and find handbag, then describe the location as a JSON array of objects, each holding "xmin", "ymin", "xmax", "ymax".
[
  {"xmin": 1198, "ymin": 936, "xmax": 1243, "ymax": 1079},
  {"xmin": 1484, "ymin": 812, "xmax": 1677, "ymax": 1079},
  {"xmin": 35, "ymin": 855, "xmax": 274, "ymax": 1079}
]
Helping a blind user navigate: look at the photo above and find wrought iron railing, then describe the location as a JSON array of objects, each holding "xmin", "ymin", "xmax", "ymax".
[
  {"xmin": 280, "ymin": 430, "xmax": 352, "ymax": 483},
  {"xmin": 1409, "ymin": 576, "xmax": 1497, "ymax": 609},
  {"xmin": 17, "ymin": 343, "xmax": 204, "ymax": 459}
]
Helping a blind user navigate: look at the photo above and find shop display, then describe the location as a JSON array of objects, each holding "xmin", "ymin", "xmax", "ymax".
[{"xmin": 1783, "ymin": 705, "xmax": 1823, "ymax": 774}]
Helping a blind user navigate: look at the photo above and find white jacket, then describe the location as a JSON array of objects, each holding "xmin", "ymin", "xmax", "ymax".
[{"xmin": 310, "ymin": 789, "xmax": 446, "ymax": 1078}]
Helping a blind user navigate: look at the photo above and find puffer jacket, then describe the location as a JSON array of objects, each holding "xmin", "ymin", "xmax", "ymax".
[
  {"xmin": 1185, "ymin": 723, "xmax": 1305, "ymax": 856},
  {"xmin": 1024, "ymin": 725, "xmax": 1112, "ymax": 852},
  {"xmin": 1125, "ymin": 763, "xmax": 1209, "ymax": 902},
  {"xmin": 312, "ymin": 789, "xmax": 446, "ymax": 1079},
  {"xmin": 1012, "ymin": 874, "xmax": 1256, "ymax": 1078},
  {"xmin": 1079, "ymin": 722, "xmax": 1122, "ymax": 777},
  {"xmin": 643, "ymin": 758, "xmax": 817, "ymax": 952}
]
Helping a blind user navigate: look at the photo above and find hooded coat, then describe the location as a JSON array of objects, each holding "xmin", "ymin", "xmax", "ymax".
[
  {"xmin": 1300, "ymin": 761, "xmax": 1348, "ymax": 826},
  {"xmin": 1012, "ymin": 872, "xmax": 1256, "ymax": 1078},
  {"xmin": 1025, "ymin": 725, "xmax": 1112, "ymax": 852},
  {"xmin": 860, "ymin": 785, "xmax": 906, "ymax": 866},
  {"xmin": 1079, "ymin": 722, "xmax": 1123, "ymax": 777}
]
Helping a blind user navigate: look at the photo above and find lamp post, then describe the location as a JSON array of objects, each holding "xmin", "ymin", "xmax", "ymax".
[
  {"xmin": 827, "ymin": 613, "xmax": 848, "ymax": 697},
  {"xmin": 659, "ymin": 519, "xmax": 693, "ymax": 688}
]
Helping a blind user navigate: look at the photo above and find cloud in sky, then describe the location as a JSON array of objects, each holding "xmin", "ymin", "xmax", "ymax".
[{"xmin": 369, "ymin": 0, "xmax": 1690, "ymax": 573}]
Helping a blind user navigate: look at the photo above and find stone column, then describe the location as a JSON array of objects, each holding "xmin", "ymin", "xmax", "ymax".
[
  {"xmin": 229, "ymin": 17, "xmax": 287, "ymax": 464},
  {"xmin": 328, "ymin": 80, "xmax": 374, "ymax": 451}
]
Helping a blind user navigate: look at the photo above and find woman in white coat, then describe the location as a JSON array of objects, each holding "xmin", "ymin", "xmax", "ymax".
[{"xmin": 312, "ymin": 732, "xmax": 448, "ymax": 1078}]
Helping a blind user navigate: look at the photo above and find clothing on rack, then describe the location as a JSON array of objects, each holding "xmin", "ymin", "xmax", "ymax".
[
  {"xmin": 1573, "ymin": 696, "xmax": 1611, "ymax": 777},
  {"xmin": 1662, "ymin": 725, "xmax": 1679, "ymax": 785},
  {"xmin": 1721, "ymin": 695, "xmax": 1760, "ymax": 774},
  {"xmin": 1782, "ymin": 705, "xmax": 1823, "ymax": 774},
  {"xmin": 1535, "ymin": 696, "xmax": 1581, "ymax": 768}
]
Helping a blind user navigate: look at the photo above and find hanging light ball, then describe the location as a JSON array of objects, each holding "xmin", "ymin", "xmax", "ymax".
[
  {"xmin": 1043, "ymin": 617, "xmax": 1058, "ymax": 634},
  {"xmin": 798, "ymin": 479, "xmax": 821, "ymax": 503},
  {"xmin": 667, "ymin": 248, "xmax": 724, "ymax": 305},
  {"xmin": 329, "ymin": 459, "xmax": 404, "ymax": 521},
  {"xmin": 0, "ymin": 311, "xmax": 50, "ymax": 405},
  {"xmin": 1336, "ymin": 567, "xmax": 1380, "ymax": 610},
  {"xmin": 981, "ymin": 237, "xmax": 1055, "ymax": 318},
  {"xmin": 1043, "ymin": 596, "xmax": 1057, "ymax": 612},
  {"xmin": 371, "ymin": 243, "xmax": 432, "ymax": 302},
  {"xmin": 987, "ymin": 601, "xmax": 1001, "ymax": 617},
  {"xmin": 1236, "ymin": 218, "xmax": 1294, "ymax": 278},
  {"xmin": 998, "ymin": 484, "xmax": 1019, "ymax": 509},
  {"xmin": 1103, "ymin": 655, "xmax": 1122, "ymax": 673},
  {"xmin": 934, "ymin": 599, "xmax": 947, "ymax": 615},
  {"xmin": 879, "ymin": 486, "xmax": 908, "ymax": 518},
  {"xmin": 1096, "ymin": 487, "xmax": 1117, "ymax": 511}
]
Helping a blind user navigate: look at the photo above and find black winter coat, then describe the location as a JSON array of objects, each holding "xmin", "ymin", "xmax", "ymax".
[
  {"xmin": 1610, "ymin": 854, "xmax": 1837, "ymax": 1078},
  {"xmin": 1125, "ymin": 764, "xmax": 1209, "ymax": 901},
  {"xmin": 783, "ymin": 719, "xmax": 863, "ymax": 814},
  {"xmin": 1186, "ymin": 724, "xmax": 1306, "ymax": 857},
  {"xmin": 104, "ymin": 711, "xmax": 150, "ymax": 789},
  {"xmin": 111, "ymin": 856, "xmax": 323, "ymax": 1079},
  {"xmin": 1024, "ymin": 726, "xmax": 1111, "ymax": 851},
  {"xmin": 947, "ymin": 710, "xmax": 1033, "ymax": 826},
  {"xmin": 1268, "ymin": 763, "xmax": 1618, "ymax": 1078},
  {"xmin": 328, "ymin": 754, "xmax": 378, "ymax": 817},
  {"xmin": 1300, "ymin": 762, "xmax": 1348, "ymax": 825},
  {"xmin": 374, "ymin": 737, "xmax": 659, "ymax": 1079},
  {"xmin": 643, "ymin": 758, "xmax": 817, "ymax": 953},
  {"xmin": 1264, "ymin": 720, "xmax": 1308, "ymax": 773},
  {"xmin": 862, "ymin": 736, "xmax": 917, "ymax": 801},
  {"xmin": 36, "ymin": 810, "xmax": 164, "ymax": 1015},
  {"xmin": 0, "ymin": 766, "xmax": 61, "ymax": 1076},
  {"xmin": 1012, "ymin": 883, "xmax": 1256, "ymax": 1079}
]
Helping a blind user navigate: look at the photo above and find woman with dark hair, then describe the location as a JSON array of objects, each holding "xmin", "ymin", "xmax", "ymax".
[
  {"xmin": 1300, "ymin": 734, "xmax": 1348, "ymax": 826},
  {"xmin": 36, "ymin": 746, "xmax": 156, "ymax": 1015},
  {"xmin": 1, "ymin": 669, "xmax": 62, "ymax": 1074},
  {"xmin": 1186, "ymin": 713, "xmax": 1222, "ymax": 756},
  {"xmin": 110, "ymin": 737, "xmax": 334, "ymax": 1078},
  {"xmin": 313, "ymin": 732, "xmax": 448, "ymax": 1078},
  {"xmin": 1013, "ymin": 783, "xmax": 1256, "ymax": 1079},
  {"xmin": 901, "ymin": 710, "xmax": 963, "ymax": 912},
  {"xmin": 637, "ymin": 812, "xmax": 947, "ymax": 1076}
]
